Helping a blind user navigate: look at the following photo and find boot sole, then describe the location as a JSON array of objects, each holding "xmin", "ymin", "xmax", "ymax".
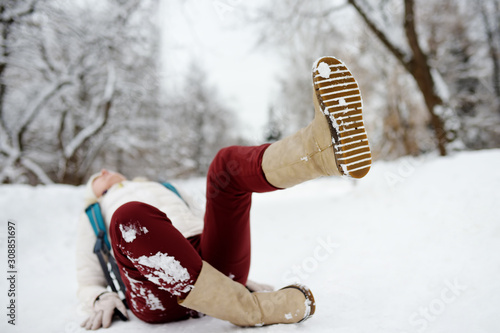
[{"xmin": 312, "ymin": 56, "xmax": 372, "ymax": 179}]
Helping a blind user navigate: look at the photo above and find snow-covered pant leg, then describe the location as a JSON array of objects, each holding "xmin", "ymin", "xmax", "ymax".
[
  {"xmin": 201, "ymin": 144, "xmax": 279, "ymax": 285},
  {"xmin": 109, "ymin": 201, "xmax": 203, "ymax": 323}
]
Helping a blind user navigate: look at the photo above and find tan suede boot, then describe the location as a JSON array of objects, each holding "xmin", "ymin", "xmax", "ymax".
[
  {"xmin": 178, "ymin": 261, "xmax": 315, "ymax": 327},
  {"xmin": 262, "ymin": 56, "xmax": 372, "ymax": 188}
]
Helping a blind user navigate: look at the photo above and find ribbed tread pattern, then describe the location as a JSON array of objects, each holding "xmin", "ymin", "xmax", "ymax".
[{"xmin": 312, "ymin": 56, "xmax": 371, "ymax": 179}]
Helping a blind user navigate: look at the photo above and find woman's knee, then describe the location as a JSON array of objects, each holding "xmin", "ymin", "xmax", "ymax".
[
  {"xmin": 110, "ymin": 202, "xmax": 172, "ymax": 247},
  {"xmin": 207, "ymin": 147, "xmax": 244, "ymax": 196}
]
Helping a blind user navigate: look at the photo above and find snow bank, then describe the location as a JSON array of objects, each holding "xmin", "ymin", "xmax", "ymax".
[{"xmin": 0, "ymin": 149, "xmax": 499, "ymax": 333}]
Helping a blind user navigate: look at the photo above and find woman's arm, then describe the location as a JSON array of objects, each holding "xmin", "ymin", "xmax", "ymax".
[{"xmin": 75, "ymin": 212, "xmax": 108, "ymax": 313}]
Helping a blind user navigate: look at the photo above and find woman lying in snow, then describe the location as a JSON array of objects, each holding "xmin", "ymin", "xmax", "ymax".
[{"xmin": 76, "ymin": 56, "xmax": 372, "ymax": 330}]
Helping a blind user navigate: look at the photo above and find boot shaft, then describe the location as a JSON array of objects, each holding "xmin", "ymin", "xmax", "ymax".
[{"xmin": 179, "ymin": 261, "xmax": 314, "ymax": 327}]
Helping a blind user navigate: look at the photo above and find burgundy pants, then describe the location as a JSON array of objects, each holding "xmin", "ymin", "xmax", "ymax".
[{"xmin": 109, "ymin": 144, "xmax": 277, "ymax": 323}]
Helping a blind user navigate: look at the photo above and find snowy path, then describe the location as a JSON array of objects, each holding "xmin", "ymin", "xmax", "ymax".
[{"xmin": 0, "ymin": 149, "xmax": 499, "ymax": 333}]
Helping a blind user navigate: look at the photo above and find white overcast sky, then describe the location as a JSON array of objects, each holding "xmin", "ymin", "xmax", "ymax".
[{"xmin": 159, "ymin": 0, "xmax": 280, "ymax": 142}]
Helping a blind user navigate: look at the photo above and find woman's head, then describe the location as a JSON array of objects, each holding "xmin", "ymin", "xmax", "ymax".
[{"xmin": 84, "ymin": 169, "xmax": 126, "ymax": 205}]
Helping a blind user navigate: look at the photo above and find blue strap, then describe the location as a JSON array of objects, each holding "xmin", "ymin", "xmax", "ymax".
[
  {"xmin": 161, "ymin": 182, "xmax": 188, "ymax": 206},
  {"xmin": 85, "ymin": 203, "xmax": 111, "ymax": 250},
  {"xmin": 85, "ymin": 182, "xmax": 185, "ymax": 249},
  {"xmin": 161, "ymin": 182, "xmax": 182, "ymax": 200}
]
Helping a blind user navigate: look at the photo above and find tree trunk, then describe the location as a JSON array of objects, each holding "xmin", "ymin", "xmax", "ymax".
[
  {"xmin": 348, "ymin": 0, "xmax": 448, "ymax": 155},
  {"xmin": 403, "ymin": 0, "xmax": 447, "ymax": 156}
]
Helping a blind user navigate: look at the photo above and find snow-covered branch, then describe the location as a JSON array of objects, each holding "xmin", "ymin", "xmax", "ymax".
[
  {"xmin": 63, "ymin": 64, "xmax": 116, "ymax": 160},
  {"xmin": 347, "ymin": 0, "xmax": 410, "ymax": 68},
  {"xmin": 0, "ymin": 1, "xmax": 37, "ymax": 23},
  {"xmin": 14, "ymin": 78, "xmax": 72, "ymax": 149},
  {"xmin": 0, "ymin": 150, "xmax": 20, "ymax": 183},
  {"xmin": 20, "ymin": 156, "xmax": 54, "ymax": 185},
  {"xmin": 38, "ymin": 33, "xmax": 61, "ymax": 80},
  {"xmin": 1, "ymin": 0, "xmax": 165, "ymax": 184}
]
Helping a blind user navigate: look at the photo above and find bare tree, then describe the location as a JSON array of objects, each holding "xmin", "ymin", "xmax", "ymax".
[
  {"xmin": 161, "ymin": 61, "xmax": 236, "ymax": 178},
  {"xmin": 422, "ymin": 0, "xmax": 500, "ymax": 149},
  {"xmin": 249, "ymin": 0, "xmax": 500, "ymax": 157},
  {"xmin": 0, "ymin": 0, "xmax": 163, "ymax": 184},
  {"xmin": 347, "ymin": 0, "xmax": 454, "ymax": 156},
  {"xmin": 0, "ymin": 0, "xmax": 62, "ymax": 183},
  {"xmin": 248, "ymin": 1, "xmax": 431, "ymax": 158}
]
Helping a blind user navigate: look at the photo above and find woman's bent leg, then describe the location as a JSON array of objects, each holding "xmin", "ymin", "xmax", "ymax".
[
  {"xmin": 201, "ymin": 144, "xmax": 278, "ymax": 285},
  {"xmin": 110, "ymin": 201, "xmax": 202, "ymax": 323}
]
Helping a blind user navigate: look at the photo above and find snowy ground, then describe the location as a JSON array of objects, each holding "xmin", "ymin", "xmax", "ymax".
[{"xmin": 0, "ymin": 149, "xmax": 499, "ymax": 333}]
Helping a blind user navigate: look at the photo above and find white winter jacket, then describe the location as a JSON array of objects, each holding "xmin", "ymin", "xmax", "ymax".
[{"xmin": 75, "ymin": 180, "xmax": 204, "ymax": 313}]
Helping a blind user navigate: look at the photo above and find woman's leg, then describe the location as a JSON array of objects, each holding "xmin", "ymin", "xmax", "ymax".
[
  {"xmin": 201, "ymin": 144, "xmax": 279, "ymax": 285},
  {"xmin": 109, "ymin": 201, "xmax": 203, "ymax": 323}
]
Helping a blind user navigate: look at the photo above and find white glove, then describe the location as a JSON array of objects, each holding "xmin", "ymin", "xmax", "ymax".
[{"xmin": 81, "ymin": 292, "xmax": 129, "ymax": 330}]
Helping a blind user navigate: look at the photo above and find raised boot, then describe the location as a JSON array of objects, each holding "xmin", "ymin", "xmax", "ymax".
[
  {"xmin": 262, "ymin": 56, "xmax": 372, "ymax": 188},
  {"xmin": 178, "ymin": 261, "xmax": 315, "ymax": 327}
]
